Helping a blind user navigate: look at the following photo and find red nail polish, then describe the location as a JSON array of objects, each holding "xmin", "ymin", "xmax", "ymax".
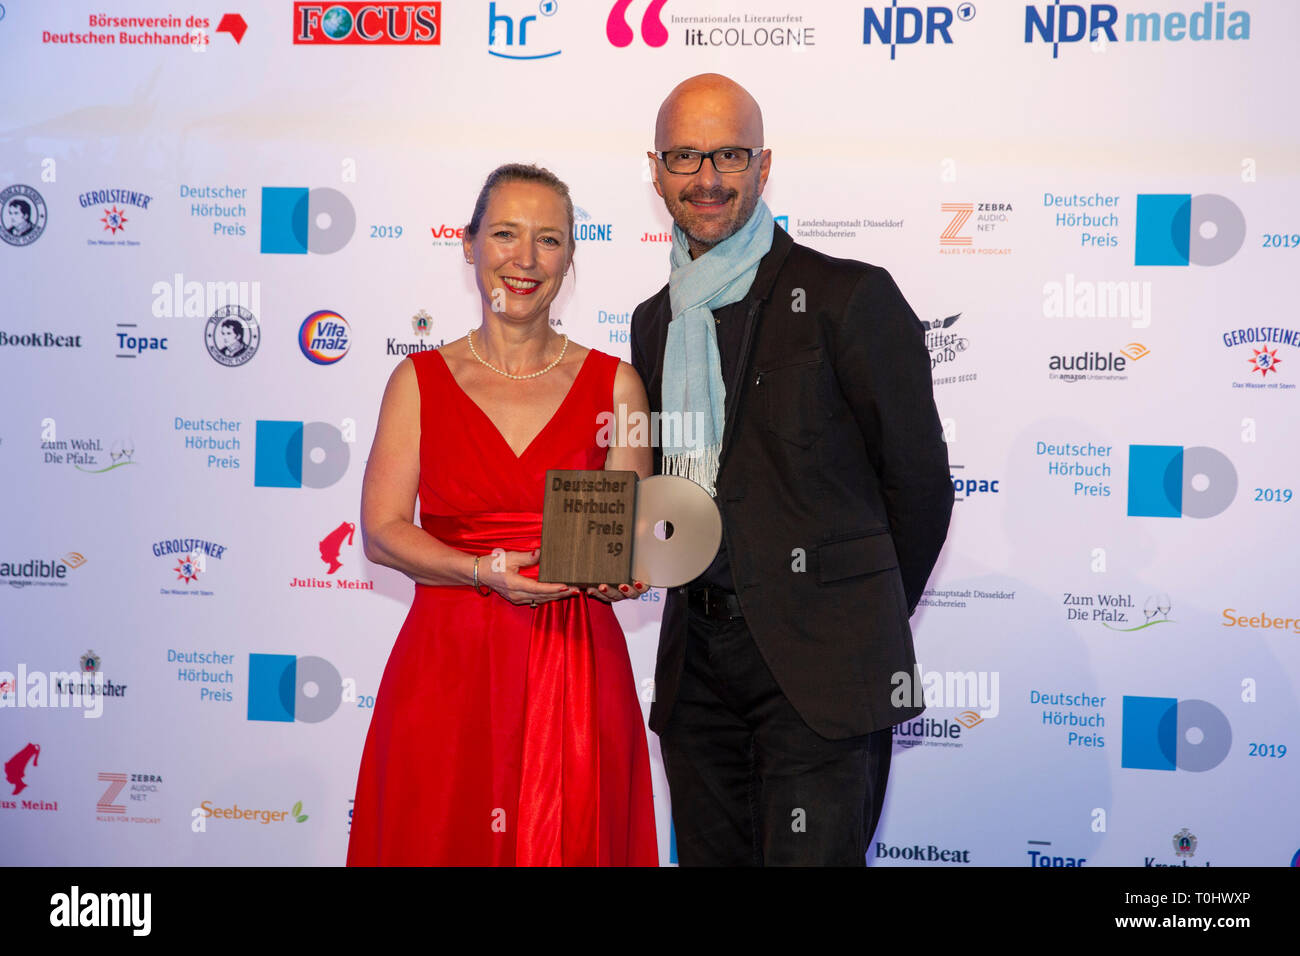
[{"xmin": 619, "ymin": 584, "xmax": 629, "ymax": 593}]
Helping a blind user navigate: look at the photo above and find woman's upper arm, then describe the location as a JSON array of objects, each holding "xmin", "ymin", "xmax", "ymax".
[
  {"xmin": 604, "ymin": 360, "xmax": 653, "ymax": 479},
  {"xmin": 361, "ymin": 358, "xmax": 422, "ymax": 534}
]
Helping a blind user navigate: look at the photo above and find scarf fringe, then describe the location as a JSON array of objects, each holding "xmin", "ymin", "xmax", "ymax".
[{"xmin": 662, "ymin": 444, "xmax": 720, "ymax": 498}]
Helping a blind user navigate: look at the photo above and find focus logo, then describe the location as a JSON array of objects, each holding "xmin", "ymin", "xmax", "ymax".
[
  {"xmin": 294, "ymin": 2, "xmax": 440, "ymax": 44},
  {"xmin": 1127, "ymin": 444, "xmax": 1237, "ymax": 518},
  {"xmin": 1122, "ymin": 696, "xmax": 1231, "ymax": 772},
  {"xmin": 247, "ymin": 654, "xmax": 342, "ymax": 723},
  {"xmin": 1135, "ymin": 193, "xmax": 1245, "ymax": 266},
  {"xmin": 254, "ymin": 420, "xmax": 351, "ymax": 488},
  {"xmin": 260, "ymin": 187, "xmax": 355, "ymax": 255}
]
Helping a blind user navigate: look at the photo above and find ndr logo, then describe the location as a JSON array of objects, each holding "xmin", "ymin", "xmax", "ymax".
[
  {"xmin": 864, "ymin": 3, "xmax": 976, "ymax": 59},
  {"xmin": 1026, "ymin": 3, "xmax": 1250, "ymax": 58},
  {"xmin": 1122, "ymin": 696, "xmax": 1231, "ymax": 771},
  {"xmin": 254, "ymin": 420, "xmax": 351, "ymax": 489},
  {"xmin": 489, "ymin": 1, "xmax": 560, "ymax": 60},
  {"xmin": 1135, "ymin": 194, "xmax": 1245, "ymax": 266},
  {"xmin": 1127, "ymin": 444, "xmax": 1236, "ymax": 518},
  {"xmin": 248, "ymin": 654, "xmax": 342, "ymax": 722},
  {"xmin": 261, "ymin": 187, "xmax": 355, "ymax": 255}
]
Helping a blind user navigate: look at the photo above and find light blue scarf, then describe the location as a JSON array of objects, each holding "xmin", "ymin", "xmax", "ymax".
[{"xmin": 661, "ymin": 199, "xmax": 774, "ymax": 496}]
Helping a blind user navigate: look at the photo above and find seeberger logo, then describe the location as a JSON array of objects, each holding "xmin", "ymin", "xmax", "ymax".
[
  {"xmin": 198, "ymin": 798, "xmax": 309, "ymax": 824},
  {"xmin": 1025, "ymin": 3, "xmax": 1251, "ymax": 59},
  {"xmin": 1127, "ymin": 444, "xmax": 1237, "ymax": 518},
  {"xmin": 1221, "ymin": 608, "xmax": 1300, "ymax": 635},
  {"xmin": 294, "ymin": 3, "xmax": 440, "ymax": 43}
]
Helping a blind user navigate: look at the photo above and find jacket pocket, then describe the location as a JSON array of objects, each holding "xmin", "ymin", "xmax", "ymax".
[
  {"xmin": 755, "ymin": 349, "xmax": 826, "ymax": 449},
  {"xmin": 816, "ymin": 528, "xmax": 899, "ymax": 584}
]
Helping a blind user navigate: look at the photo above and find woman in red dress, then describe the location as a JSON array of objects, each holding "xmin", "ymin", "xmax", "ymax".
[{"xmin": 346, "ymin": 165, "xmax": 659, "ymax": 866}]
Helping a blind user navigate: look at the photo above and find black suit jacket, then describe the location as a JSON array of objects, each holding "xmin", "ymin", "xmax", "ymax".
[{"xmin": 631, "ymin": 224, "xmax": 954, "ymax": 740}]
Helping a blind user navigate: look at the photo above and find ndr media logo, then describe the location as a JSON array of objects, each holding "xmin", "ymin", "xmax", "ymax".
[
  {"xmin": 863, "ymin": 3, "xmax": 976, "ymax": 59},
  {"xmin": 1127, "ymin": 444, "xmax": 1236, "ymax": 518},
  {"xmin": 1135, "ymin": 193, "xmax": 1245, "ymax": 266},
  {"xmin": 1025, "ymin": 3, "xmax": 1250, "ymax": 58},
  {"xmin": 489, "ymin": 1, "xmax": 560, "ymax": 59},
  {"xmin": 247, "ymin": 654, "xmax": 342, "ymax": 723},
  {"xmin": 260, "ymin": 187, "xmax": 355, "ymax": 255},
  {"xmin": 1122, "ymin": 696, "xmax": 1231, "ymax": 772},
  {"xmin": 254, "ymin": 420, "xmax": 351, "ymax": 489}
]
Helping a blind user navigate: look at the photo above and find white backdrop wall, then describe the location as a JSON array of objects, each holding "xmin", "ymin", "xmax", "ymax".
[{"xmin": 2, "ymin": 0, "xmax": 1297, "ymax": 867}]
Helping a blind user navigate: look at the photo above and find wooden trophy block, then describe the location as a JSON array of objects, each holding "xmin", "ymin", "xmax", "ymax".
[{"xmin": 538, "ymin": 469, "xmax": 637, "ymax": 585}]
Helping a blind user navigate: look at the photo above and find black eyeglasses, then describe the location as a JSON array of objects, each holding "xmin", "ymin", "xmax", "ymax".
[{"xmin": 656, "ymin": 147, "xmax": 763, "ymax": 175}]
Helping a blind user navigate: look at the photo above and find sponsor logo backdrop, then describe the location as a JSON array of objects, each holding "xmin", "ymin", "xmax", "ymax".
[{"xmin": 1, "ymin": 0, "xmax": 1296, "ymax": 866}]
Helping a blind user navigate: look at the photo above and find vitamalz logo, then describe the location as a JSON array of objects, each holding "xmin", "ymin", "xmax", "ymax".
[{"xmin": 294, "ymin": 2, "xmax": 440, "ymax": 44}]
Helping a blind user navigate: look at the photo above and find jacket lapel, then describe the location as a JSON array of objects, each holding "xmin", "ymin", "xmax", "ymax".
[{"xmin": 718, "ymin": 223, "xmax": 794, "ymax": 468}]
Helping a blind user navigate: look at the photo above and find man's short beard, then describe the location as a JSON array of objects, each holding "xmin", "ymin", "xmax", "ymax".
[{"xmin": 676, "ymin": 190, "xmax": 760, "ymax": 251}]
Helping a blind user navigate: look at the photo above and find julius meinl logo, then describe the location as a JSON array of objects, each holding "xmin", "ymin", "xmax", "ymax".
[
  {"xmin": 863, "ymin": 2, "xmax": 976, "ymax": 59},
  {"xmin": 290, "ymin": 520, "xmax": 374, "ymax": 591},
  {"xmin": 1223, "ymin": 324, "xmax": 1296, "ymax": 392},
  {"xmin": 3, "ymin": 743, "xmax": 56, "ymax": 805},
  {"xmin": 1025, "ymin": 2, "xmax": 1250, "ymax": 59}
]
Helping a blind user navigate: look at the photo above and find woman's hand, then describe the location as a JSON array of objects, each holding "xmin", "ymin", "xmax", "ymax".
[
  {"xmin": 585, "ymin": 581, "xmax": 649, "ymax": 603},
  {"xmin": 479, "ymin": 549, "xmax": 575, "ymax": 606}
]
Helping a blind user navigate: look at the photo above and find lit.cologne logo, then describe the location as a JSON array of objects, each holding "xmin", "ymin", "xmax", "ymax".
[{"xmin": 607, "ymin": 0, "xmax": 667, "ymax": 47}]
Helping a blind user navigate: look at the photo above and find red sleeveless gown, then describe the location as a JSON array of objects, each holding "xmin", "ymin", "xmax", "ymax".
[{"xmin": 346, "ymin": 347, "xmax": 658, "ymax": 866}]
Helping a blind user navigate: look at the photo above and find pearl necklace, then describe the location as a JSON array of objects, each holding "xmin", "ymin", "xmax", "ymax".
[{"xmin": 467, "ymin": 329, "xmax": 569, "ymax": 380}]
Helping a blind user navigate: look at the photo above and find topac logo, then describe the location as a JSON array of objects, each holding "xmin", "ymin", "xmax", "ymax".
[
  {"xmin": 299, "ymin": 310, "xmax": 351, "ymax": 364},
  {"xmin": 1122, "ymin": 696, "xmax": 1231, "ymax": 772},
  {"xmin": 864, "ymin": 2, "xmax": 976, "ymax": 59},
  {"xmin": 607, "ymin": 0, "xmax": 667, "ymax": 47},
  {"xmin": 1135, "ymin": 193, "xmax": 1245, "ymax": 266},
  {"xmin": 247, "ymin": 654, "xmax": 342, "ymax": 723},
  {"xmin": 489, "ymin": 0, "xmax": 560, "ymax": 59},
  {"xmin": 294, "ymin": 2, "xmax": 440, "ymax": 44},
  {"xmin": 260, "ymin": 187, "xmax": 355, "ymax": 254},
  {"xmin": 254, "ymin": 420, "xmax": 351, "ymax": 489},
  {"xmin": 1127, "ymin": 444, "xmax": 1237, "ymax": 518}
]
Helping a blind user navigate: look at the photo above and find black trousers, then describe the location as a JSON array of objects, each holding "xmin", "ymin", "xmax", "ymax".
[{"xmin": 660, "ymin": 607, "xmax": 893, "ymax": 866}]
